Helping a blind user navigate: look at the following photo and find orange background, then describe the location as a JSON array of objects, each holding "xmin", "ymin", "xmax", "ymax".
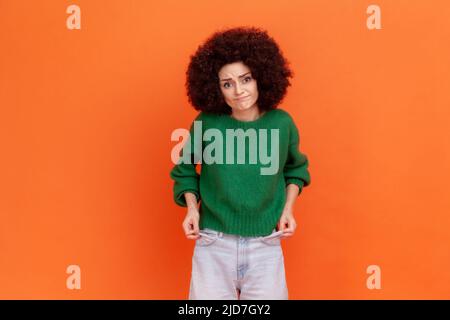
[{"xmin": 1, "ymin": 0, "xmax": 449, "ymax": 299}]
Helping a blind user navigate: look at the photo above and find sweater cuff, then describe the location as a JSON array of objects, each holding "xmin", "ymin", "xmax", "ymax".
[
  {"xmin": 285, "ymin": 178, "xmax": 304, "ymax": 196},
  {"xmin": 175, "ymin": 189, "xmax": 200, "ymax": 207}
]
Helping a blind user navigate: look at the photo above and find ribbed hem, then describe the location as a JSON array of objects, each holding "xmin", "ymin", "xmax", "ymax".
[{"xmin": 198, "ymin": 193, "xmax": 285, "ymax": 237}]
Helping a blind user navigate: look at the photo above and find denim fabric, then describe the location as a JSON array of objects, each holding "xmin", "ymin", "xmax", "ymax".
[{"xmin": 189, "ymin": 228, "xmax": 288, "ymax": 300}]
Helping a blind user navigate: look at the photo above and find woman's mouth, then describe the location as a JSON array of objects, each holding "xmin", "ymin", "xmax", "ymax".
[{"xmin": 235, "ymin": 96, "xmax": 250, "ymax": 101}]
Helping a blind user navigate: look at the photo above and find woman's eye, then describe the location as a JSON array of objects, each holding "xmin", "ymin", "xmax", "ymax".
[{"xmin": 222, "ymin": 77, "xmax": 251, "ymax": 88}]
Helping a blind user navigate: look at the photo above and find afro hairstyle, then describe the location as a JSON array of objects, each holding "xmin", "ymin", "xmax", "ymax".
[{"xmin": 185, "ymin": 26, "xmax": 294, "ymax": 114}]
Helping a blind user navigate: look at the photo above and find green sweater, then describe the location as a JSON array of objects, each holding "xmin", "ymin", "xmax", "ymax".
[{"xmin": 169, "ymin": 108, "xmax": 311, "ymax": 237}]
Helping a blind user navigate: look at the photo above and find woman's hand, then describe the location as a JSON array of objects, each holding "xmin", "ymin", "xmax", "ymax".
[
  {"xmin": 277, "ymin": 206, "xmax": 297, "ymax": 238},
  {"xmin": 182, "ymin": 193, "xmax": 201, "ymax": 240},
  {"xmin": 277, "ymin": 184, "xmax": 300, "ymax": 238},
  {"xmin": 182, "ymin": 207, "xmax": 200, "ymax": 240}
]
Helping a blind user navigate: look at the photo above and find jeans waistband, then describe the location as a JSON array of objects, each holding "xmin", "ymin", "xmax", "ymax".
[{"xmin": 201, "ymin": 228, "xmax": 277, "ymax": 239}]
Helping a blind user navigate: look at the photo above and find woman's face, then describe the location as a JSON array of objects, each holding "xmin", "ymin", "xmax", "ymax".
[{"xmin": 218, "ymin": 61, "xmax": 259, "ymax": 112}]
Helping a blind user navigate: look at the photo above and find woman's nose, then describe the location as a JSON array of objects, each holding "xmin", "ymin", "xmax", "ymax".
[{"xmin": 235, "ymin": 83, "xmax": 244, "ymax": 95}]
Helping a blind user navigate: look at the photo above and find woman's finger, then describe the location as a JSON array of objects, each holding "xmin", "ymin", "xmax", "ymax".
[{"xmin": 280, "ymin": 232, "xmax": 294, "ymax": 238}]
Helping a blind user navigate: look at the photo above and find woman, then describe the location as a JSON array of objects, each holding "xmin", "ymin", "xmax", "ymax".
[{"xmin": 170, "ymin": 26, "xmax": 311, "ymax": 300}]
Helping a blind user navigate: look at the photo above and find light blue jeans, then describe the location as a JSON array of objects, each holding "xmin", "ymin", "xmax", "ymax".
[{"xmin": 189, "ymin": 228, "xmax": 288, "ymax": 300}]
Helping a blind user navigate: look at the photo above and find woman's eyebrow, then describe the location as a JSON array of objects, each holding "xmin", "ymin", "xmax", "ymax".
[{"xmin": 219, "ymin": 72, "xmax": 251, "ymax": 82}]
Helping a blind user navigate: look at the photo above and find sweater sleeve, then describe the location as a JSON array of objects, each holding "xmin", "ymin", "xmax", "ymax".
[
  {"xmin": 169, "ymin": 114, "xmax": 202, "ymax": 207},
  {"xmin": 283, "ymin": 118, "xmax": 311, "ymax": 196}
]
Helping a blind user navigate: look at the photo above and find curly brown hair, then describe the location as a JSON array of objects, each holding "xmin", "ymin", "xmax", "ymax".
[{"xmin": 185, "ymin": 26, "xmax": 294, "ymax": 114}]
